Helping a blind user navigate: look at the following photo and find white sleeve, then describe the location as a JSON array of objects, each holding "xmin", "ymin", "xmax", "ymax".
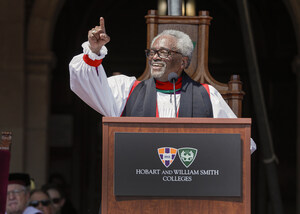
[
  {"xmin": 23, "ymin": 206, "xmax": 42, "ymax": 214},
  {"xmin": 209, "ymin": 85, "xmax": 237, "ymax": 118},
  {"xmin": 209, "ymin": 85, "xmax": 257, "ymax": 154},
  {"xmin": 107, "ymin": 75, "xmax": 137, "ymax": 116},
  {"xmin": 69, "ymin": 42, "xmax": 136, "ymax": 116}
]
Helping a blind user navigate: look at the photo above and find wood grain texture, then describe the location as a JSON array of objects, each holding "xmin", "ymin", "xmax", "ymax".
[
  {"xmin": 102, "ymin": 117, "xmax": 251, "ymax": 214},
  {"xmin": 140, "ymin": 10, "xmax": 245, "ymax": 117}
]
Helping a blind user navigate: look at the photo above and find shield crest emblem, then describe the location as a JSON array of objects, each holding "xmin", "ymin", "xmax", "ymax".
[
  {"xmin": 157, "ymin": 147, "xmax": 177, "ymax": 168},
  {"xmin": 178, "ymin": 147, "xmax": 198, "ymax": 168}
]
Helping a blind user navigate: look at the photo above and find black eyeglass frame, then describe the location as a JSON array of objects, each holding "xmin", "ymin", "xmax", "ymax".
[
  {"xmin": 29, "ymin": 200, "xmax": 51, "ymax": 207},
  {"xmin": 145, "ymin": 48, "xmax": 182, "ymax": 59},
  {"xmin": 6, "ymin": 188, "xmax": 26, "ymax": 196}
]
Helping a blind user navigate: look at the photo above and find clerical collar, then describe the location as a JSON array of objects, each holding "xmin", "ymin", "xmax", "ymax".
[{"xmin": 155, "ymin": 76, "xmax": 182, "ymax": 94}]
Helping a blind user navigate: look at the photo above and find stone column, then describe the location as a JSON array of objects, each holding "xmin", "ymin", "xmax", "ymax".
[
  {"xmin": 0, "ymin": 0, "xmax": 25, "ymax": 171},
  {"xmin": 25, "ymin": 52, "xmax": 55, "ymax": 187}
]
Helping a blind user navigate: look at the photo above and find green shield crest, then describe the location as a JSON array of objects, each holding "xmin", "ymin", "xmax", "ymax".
[{"xmin": 178, "ymin": 147, "xmax": 198, "ymax": 168}]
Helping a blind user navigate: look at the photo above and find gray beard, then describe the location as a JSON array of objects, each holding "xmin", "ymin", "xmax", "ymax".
[
  {"xmin": 150, "ymin": 69, "xmax": 165, "ymax": 79},
  {"xmin": 149, "ymin": 60, "xmax": 167, "ymax": 79},
  {"xmin": 151, "ymin": 70, "xmax": 165, "ymax": 79}
]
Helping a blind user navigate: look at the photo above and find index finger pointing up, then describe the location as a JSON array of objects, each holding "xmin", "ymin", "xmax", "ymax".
[{"xmin": 100, "ymin": 17, "xmax": 106, "ymax": 32}]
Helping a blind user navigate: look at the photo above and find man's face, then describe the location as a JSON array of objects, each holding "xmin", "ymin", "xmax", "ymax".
[
  {"xmin": 6, "ymin": 184, "xmax": 29, "ymax": 214},
  {"xmin": 149, "ymin": 35, "xmax": 186, "ymax": 82}
]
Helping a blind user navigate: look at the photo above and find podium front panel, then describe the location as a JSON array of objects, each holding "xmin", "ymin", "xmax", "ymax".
[{"xmin": 114, "ymin": 132, "xmax": 241, "ymax": 197}]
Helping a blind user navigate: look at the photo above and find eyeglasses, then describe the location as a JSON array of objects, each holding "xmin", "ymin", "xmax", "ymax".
[
  {"xmin": 29, "ymin": 200, "xmax": 51, "ymax": 207},
  {"xmin": 7, "ymin": 189, "xmax": 26, "ymax": 196},
  {"xmin": 52, "ymin": 198, "xmax": 61, "ymax": 204},
  {"xmin": 145, "ymin": 48, "xmax": 182, "ymax": 59}
]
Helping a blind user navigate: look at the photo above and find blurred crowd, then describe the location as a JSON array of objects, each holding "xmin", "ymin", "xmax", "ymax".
[{"xmin": 6, "ymin": 173, "xmax": 77, "ymax": 214}]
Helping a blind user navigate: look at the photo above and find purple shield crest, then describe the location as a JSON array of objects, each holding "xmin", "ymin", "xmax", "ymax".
[{"xmin": 157, "ymin": 147, "xmax": 177, "ymax": 168}]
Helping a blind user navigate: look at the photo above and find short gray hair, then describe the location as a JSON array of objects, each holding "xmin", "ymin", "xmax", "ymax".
[{"xmin": 151, "ymin": 30, "xmax": 194, "ymax": 68}]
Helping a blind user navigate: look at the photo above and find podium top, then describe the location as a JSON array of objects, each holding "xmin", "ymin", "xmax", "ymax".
[{"xmin": 103, "ymin": 117, "xmax": 251, "ymax": 125}]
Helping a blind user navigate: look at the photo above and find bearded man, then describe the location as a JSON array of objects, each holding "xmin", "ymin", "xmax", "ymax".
[{"xmin": 69, "ymin": 17, "xmax": 256, "ymax": 153}]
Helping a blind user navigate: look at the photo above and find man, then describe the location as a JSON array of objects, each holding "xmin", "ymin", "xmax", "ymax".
[
  {"xmin": 6, "ymin": 173, "xmax": 41, "ymax": 214},
  {"xmin": 69, "ymin": 17, "xmax": 256, "ymax": 152}
]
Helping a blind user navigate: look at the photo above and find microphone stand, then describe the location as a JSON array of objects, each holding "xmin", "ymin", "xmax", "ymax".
[
  {"xmin": 168, "ymin": 72, "xmax": 178, "ymax": 118},
  {"xmin": 172, "ymin": 79, "xmax": 177, "ymax": 118}
]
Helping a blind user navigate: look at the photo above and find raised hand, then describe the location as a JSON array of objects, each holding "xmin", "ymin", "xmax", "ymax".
[{"xmin": 88, "ymin": 17, "xmax": 110, "ymax": 54}]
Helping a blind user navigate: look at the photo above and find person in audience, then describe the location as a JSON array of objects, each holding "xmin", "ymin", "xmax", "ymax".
[
  {"xmin": 29, "ymin": 190, "xmax": 54, "ymax": 214},
  {"xmin": 46, "ymin": 173, "xmax": 77, "ymax": 214},
  {"xmin": 42, "ymin": 184, "xmax": 65, "ymax": 214},
  {"xmin": 6, "ymin": 173, "xmax": 41, "ymax": 214}
]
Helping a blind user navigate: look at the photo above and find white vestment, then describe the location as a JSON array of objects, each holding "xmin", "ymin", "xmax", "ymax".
[{"xmin": 69, "ymin": 41, "xmax": 256, "ymax": 153}]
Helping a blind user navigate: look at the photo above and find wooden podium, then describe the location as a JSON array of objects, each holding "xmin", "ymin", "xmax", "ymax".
[{"xmin": 102, "ymin": 117, "xmax": 251, "ymax": 214}]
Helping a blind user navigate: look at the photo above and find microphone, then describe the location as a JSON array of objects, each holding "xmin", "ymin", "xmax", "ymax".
[{"xmin": 168, "ymin": 72, "xmax": 179, "ymax": 118}]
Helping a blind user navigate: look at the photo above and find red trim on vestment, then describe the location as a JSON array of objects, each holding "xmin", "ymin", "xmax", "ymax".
[
  {"xmin": 121, "ymin": 80, "xmax": 141, "ymax": 116},
  {"xmin": 83, "ymin": 54, "xmax": 103, "ymax": 67},
  {"xmin": 128, "ymin": 80, "xmax": 141, "ymax": 97},
  {"xmin": 155, "ymin": 76, "xmax": 182, "ymax": 90},
  {"xmin": 201, "ymin": 83, "xmax": 210, "ymax": 97}
]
